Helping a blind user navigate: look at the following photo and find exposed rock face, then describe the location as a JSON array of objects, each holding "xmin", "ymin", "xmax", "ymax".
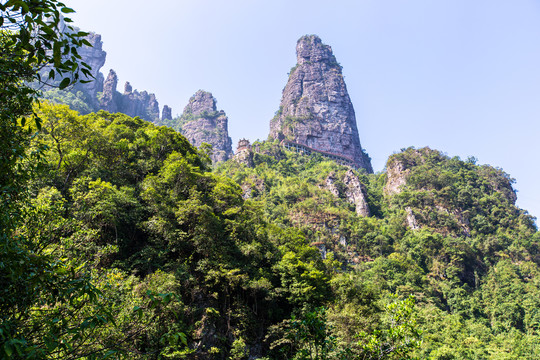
[
  {"xmin": 405, "ymin": 207, "xmax": 420, "ymax": 230},
  {"xmin": 99, "ymin": 71, "xmax": 161, "ymax": 123},
  {"xmin": 38, "ymin": 28, "xmax": 166, "ymax": 123},
  {"xmin": 100, "ymin": 70, "xmax": 119, "ymax": 113},
  {"xmin": 179, "ymin": 90, "xmax": 233, "ymax": 163},
  {"xmin": 162, "ymin": 105, "xmax": 172, "ymax": 121},
  {"xmin": 187, "ymin": 90, "xmax": 217, "ymax": 115},
  {"xmin": 39, "ymin": 31, "xmax": 107, "ymax": 111},
  {"xmin": 325, "ymin": 170, "xmax": 370, "ymax": 217},
  {"xmin": 384, "ymin": 157, "xmax": 409, "ymax": 196},
  {"xmin": 269, "ymin": 35, "xmax": 372, "ymax": 172},
  {"xmin": 240, "ymin": 177, "xmax": 265, "ymax": 200},
  {"xmin": 72, "ymin": 32, "xmax": 106, "ymax": 103},
  {"xmin": 343, "ymin": 170, "xmax": 371, "ymax": 217}
]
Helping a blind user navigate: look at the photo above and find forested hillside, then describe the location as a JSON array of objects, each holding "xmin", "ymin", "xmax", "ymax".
[{"xmin": 2, "ymin": 102, "xmax": 538, "ymax": 359}]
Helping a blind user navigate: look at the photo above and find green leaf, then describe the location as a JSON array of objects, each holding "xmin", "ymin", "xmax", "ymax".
[
  {"xmin": 179, "ymin": 332, "xmax": 188, "ymax": 346},
  {"xmin": 20, "ymin": 1, "xmax": 29, "ymax": 14},
  {"xmin": 34, "ymin": 114, "xmax": 42, "ymax": 130},
  {"xmin": 4, "ymin": 343, "xmax": 13, "ymax": 357},
  {"xmin": 53, "ymin": 41, "xmax": 61, "ymax": 66},
  {"xmin": 5, "ymin": 0, "xmax": 18, "ymax": 8},
  {"xmin": 61, "ymin": 7, "xmax": 76, "ymax": 13},
  {"xmin": 59, "ymin": 77, "xmax": 71, "ymax": 89},
  {"xmin": 41, "ymin": 25, "xmax": 56, "ymax": 37}
]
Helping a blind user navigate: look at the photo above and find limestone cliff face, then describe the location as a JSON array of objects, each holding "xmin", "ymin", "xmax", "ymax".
[
  {"xmin": 233, "ymin": 139, "xmax": 254, "ymax": 168},
  {"xmin": 72, "ymin": 32, "xmax": 106, "ymax": 104},
  {"xmin": 121, "ymin": 82, "xmax": 160, "ymax": 122},
  {"xmin": 384, "ymin": 158, "xmax": 410, "ymax": 196},
  {"xmin": 179, "ymin": 90, "xmax": 233, "ymax": 163},
  {"xmin": 269, "ymin": 35, "xmax": 372, "ymax": 172},
  {"xmin": 325, "ymin": 170, "xmax": 370, "ymax": 217}
]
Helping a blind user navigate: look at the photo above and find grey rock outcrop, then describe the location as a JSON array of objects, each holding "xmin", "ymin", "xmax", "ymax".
[
  {"xmin": 39, "ymin": 27, "xmax": 166, "ymax": 124},
  {"xmin": 100, "ymin": 69, "xmax": 119, "ymax": 113},
  {"xmin": 72, "ymin": 32, "xmax": 106, "ymax": 103},
  {"xmin": 384, "ymin": 157, "xmax": 409, "ymax": 196},
  {"xmin": 99, "ymin": 71, "xmax": 161, "ymax": 123},
  {"xmin": 178, "ymin": 90, "xmax": 233, "ymax": 163},
  {"xmin": 269, "ymin": 35, "xmax": 372, "ymax": 172},
  {"xmin": 39, "ymin": 30, "xmax": 107, "ymax": 111},
  {"xmin": 162, "ymin": 105, "xmax": 172, "ymax": 121},
  {"xmin": 325, "ymin": 170, "xmax": 370, "ymax": 217}
]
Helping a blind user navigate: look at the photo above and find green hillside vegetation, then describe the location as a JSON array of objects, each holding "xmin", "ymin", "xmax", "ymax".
[
  {"xmin": 1, "ymin": 101, "xmax": 538, "ymax": 359},
  {"xmin": 217, "ymin": 142, "xmax": 540, "ymax": 358}
]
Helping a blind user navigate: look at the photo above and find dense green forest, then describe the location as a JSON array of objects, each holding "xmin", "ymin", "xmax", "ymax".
[
  {"xmin": 1, "ymin": 101, "xmax": 538, "ymax": 359},
  {"xmin": 1, "ymin": 1, "xmax": 539, "ymax": 359}
]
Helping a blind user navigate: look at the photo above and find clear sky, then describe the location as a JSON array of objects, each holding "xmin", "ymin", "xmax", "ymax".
[{"xmin": 65, "ymin": 0, "xmax": 540, "ymax": 221}]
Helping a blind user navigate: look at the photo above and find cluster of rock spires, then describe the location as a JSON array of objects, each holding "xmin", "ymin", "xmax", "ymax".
[
  {"xmin": 55, "ymin": 32, "xmax": 373, "ymax": 175},
  {"xmin": 48, "ymin": 31, "xmax": 172, "ymax": 124},
  {"xmin": 99, "ymin": 69, "xmax": 162, "ymax": 124}
]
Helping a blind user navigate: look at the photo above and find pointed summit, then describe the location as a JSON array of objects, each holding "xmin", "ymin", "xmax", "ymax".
[
  {"xmin": 178, "ymin": 90, "xmax": 233, "ymax": 164},
  {"xmin": 269, "ymin": 35, "xmax": 372, "ymax": 172}
]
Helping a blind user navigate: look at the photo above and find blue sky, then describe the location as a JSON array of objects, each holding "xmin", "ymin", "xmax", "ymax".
[{"xmin": 65, "ymin": 0, "xmax": 540, "ymax": 220}]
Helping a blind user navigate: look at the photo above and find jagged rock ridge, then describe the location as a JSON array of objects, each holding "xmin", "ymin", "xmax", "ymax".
[
  {"xmin": 99, "ymin": 70, "xmax": 161, "ymax": 123},
  {"xmin": 178, "ymin": 90, "xmax": 233, "ymax": 163},
  {"xmin": 41, "ymin": 30, "xmax": 172, "ymax": 124},
  {"xmin": 269, "ymin": 35, "xmax": 373, "ymax": 172}
]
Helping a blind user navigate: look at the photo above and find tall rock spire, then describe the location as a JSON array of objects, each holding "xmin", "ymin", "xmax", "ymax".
[
  {"xmin": 178, "ymin": 90, "xmax": 233, "ymax": 164},
  {"xmin": 269, "ymin": 35, "xmax": 372, "ymax": 172}
]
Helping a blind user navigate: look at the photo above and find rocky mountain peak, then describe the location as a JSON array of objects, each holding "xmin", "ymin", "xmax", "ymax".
[
  {"xmin": 124, "ymin": 82, "xmax": 133, "ymax": 94},
  {"xmin": 162, "ymin": 105, "xmax": 172, "ymax": 121},
  {"xmin": 269, "ymin": 35, "xmax": 372, "ymax": 173},
  {"xmin": 40, "ymin": 29, "xmax": 172, "ymax": 124},
  {"xmin": 184, "ymin": 90, "xmax": 217, "ymax": 116},
  {"xmin": 296, "ymin": 35, "xmax": 335, "ymax": 65},
  {"xmin": 100, "ymin": 69, "xmax": 119, "ymax": 113},
  {"xmin": 178, "ymin": 91, "xmax": 233, "ymax": 164}
]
